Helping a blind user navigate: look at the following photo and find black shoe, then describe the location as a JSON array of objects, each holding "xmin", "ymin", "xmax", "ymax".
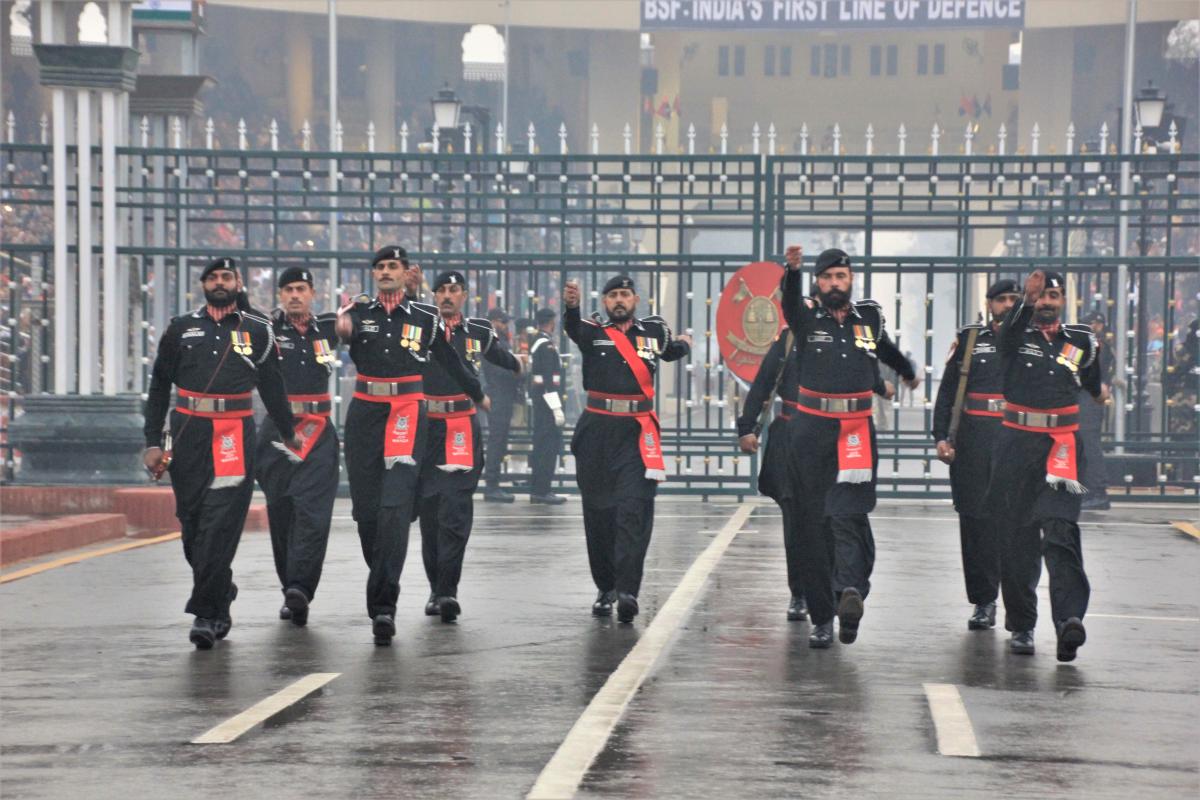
[
  {"xmin": 425, "ymin": 593, "xmax": 440, "ymax": 616},
  {"xmin": 1056, "ymin": 617, "xmax": 1087, "ymax": 662},
  {"xmin": 190, "ymin": 618, "xmax": 217, "ymax": 650},
  {"xmin": 483, "ymin": 489, "xmax": 516, "ymax": 503},
  {"xmin": 279, "ymin": 604, "xmax": 292, "ymax": 621},
  {"xmin": 530, "ymin": 493, "xmax": 567, "ymax": 505},
  {"xmin": 1010, "ymin": 630, "xmax": 1036, "ymax": 655},
  {"xmin": 438, "ymin": 596, "xmax": 461, "ymax": 623},
  {"xmin": 787, "ymin": 595, "xmax": 809, "ymax": 622},
  {"xmin": 372, "ymin": 614, "xmax": 395, "ymax": 646},
  {"xmin": 968, "ymin": 602, "xmax": 997, "ymax": 631},
  {"xmin": 837, "ymin": 588, "xmax": 864, "ymax": 644},
  {"xmin": 616, "ymin": 592, "xmax": 639, "ymax": 624},
  {"xmin": 592, "ymin": 590, "xmax": 615, "ymax": 617},
  {"xmin": 213, "ymin": 615, "xmax": 232, "ymax": 640},
  {"xmin": 809, "ymin": 622, "xmax": 834, "ymax": 649},
  {"xmin": 285, "ymin": 587, "xmax": 310, "ymax": 627},
  {"xmin": 1080, "ymin": 496, "xmax": 1111, "ymax": 511}
]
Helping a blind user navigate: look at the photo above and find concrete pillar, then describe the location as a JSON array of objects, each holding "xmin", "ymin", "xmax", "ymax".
[
  {"xmin": 77, "ymin": 89, "xmax": 97, "ymax": 394},
  {"xmin": 367, "ymin": 25, "xmax": 396, "ymax": 151},
  {"xmin": 1018, "ymin": 29, "xmax": 1076, "ymax": 149},
  {"xmin": 287, "ymin": 16, "xmax": 314, "ymax": 138}
]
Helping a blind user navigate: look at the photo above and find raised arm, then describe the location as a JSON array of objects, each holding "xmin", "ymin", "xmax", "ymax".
[{"xmin": 999, "ymin": 271, "xmax": 1041, "ymax": 358}]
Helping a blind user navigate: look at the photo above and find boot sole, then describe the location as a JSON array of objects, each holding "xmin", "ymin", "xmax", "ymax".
[
  {"xmin": 425, "ymin": 605, "xmax": 440, "ymax": 617},
  {"xmin": 968, "ymin": 618, "xmax": 996, "ymax": 630},
  {"xmin": 285, "ymin": 589, "xmax": 309, "ymax": 627},
  {"xmin": 809, "ymin": 629, "xmax": 834, "ymax": 649},
  {"xmin": 190, "ymin": 630, "xmax": 215, "ymax": 650},
  {"xmin": 591, "ymin": 605, "xmax": 612, "ymax": 617},
  {"xmin": 372, "ymin": 617, "xmax": 395, "ymax": 645},
  {"xmin": 616, "ymin": 599, "xmax": 638, "ymax": 624},
  {"xmin": 1057, "ymin": 619, "xmax": 1087, "ymax": 662},
  {"xmin": 439, "ymin": 599, "xmax": 461, "ymax": 623},
  {"xmin": 787, "ymin": 610, "xmax": 809, "ymax": 622}
]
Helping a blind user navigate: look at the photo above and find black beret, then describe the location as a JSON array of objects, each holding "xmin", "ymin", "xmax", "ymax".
[
  {"xmin": 986, "ymin": 278, "xmax": 1019, "ymax": 299},
  {"xmin": 278, "ymin": 267, "xmax": 314, "ymax": 288},
  {"xmin": 372, "ymin": 245, "xmax": 408, "ymax": 267},
  {"xmin": 602, "ymin": 274, "xmax": 636, "ymax": 295},
  {"xmin": 814, "ymin": 248, "xmax": 851, "ymax": 276},
  {"xmin": 200, "ymin": 257, "xmax": 238, "ymax": 282},
  {"xmin": 486, "ymin": 306, "xmax": 510, "ymax": 322},
  {"xmin": 432, "ymin": 270, "xmax": 467, "ymax": 291},
  {"xmin": 1043, "ymin": 271, "xmax": 1066, "ymax": 290},
  {"xmin": 1082, "ymin": 310, "xmax": 1107, "ymax": 325},
  {"xmin": 535, "ymin": 307, "xmax": 557, "ymax": 324}
]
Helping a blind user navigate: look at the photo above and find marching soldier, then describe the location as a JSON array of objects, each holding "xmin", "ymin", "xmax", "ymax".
[
  {"xmin": 932, "ymin": 279, "xmax": 1020, "ymax": 632},
  {"xmin": 335, "ymin": 247, "xmax": 485, "ymax": 645},
  {"xmin": 563, "ymin": 275, "xmax": 691, "ymax": 623},
  {"xmin": 529, "ymin": 306, "xmax": 567, "ymax": 505},
  {"xmin": 418, "ymin": 271, "xmax": 517, "ymax": 622},
  {"xmin": 482, "ymin": 306, "xmax": 521, "ymax": 503},
  {"xmin": 143, "ymin": 257, "xmax": 300, "ymax": 649},
  {"xmin": 254, "ymin": 267, "xmax": 340, "ymax": 627},
  {"xmin": 738, "ymin": 329, "xmax": 896, "ymax": 623},
  {"xmin": 780, "ymin": 246, "xmax": 919, "ymax": 648},
  {"xmin": 988, "ymin": 270, "xmax": 1106, "ymax": 661}
]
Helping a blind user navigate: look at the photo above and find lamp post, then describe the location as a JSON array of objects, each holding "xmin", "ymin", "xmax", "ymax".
[
  {"xmin": 1134, "ymin": 81, "xmax": 1167, "ymax": 150},
  {"xmin": 430, "ymin": 84, "xmax": 462, "ymax": 152}
]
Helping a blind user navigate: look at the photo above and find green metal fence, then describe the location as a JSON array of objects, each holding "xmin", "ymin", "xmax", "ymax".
[{"xmin": 1, "ymin": 139, "xmax": 1196, "ymax": 500}]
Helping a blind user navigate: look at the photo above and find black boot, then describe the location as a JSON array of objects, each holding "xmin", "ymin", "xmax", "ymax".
[
  {"xmin": 1056, "ymin": 617, "xmax": 1087, "ymax": 662},
  {"xmin": 787, "ymin": 595, "xmax": 808, "ymax": 622},
  {"xmin": 425, "ymin": 593, "xmax": 440, "ymax": 616},
  {"xmin": 483, "ymin": 488, "xmax": 516, "ymax": 503},
  {"xmin": 968, "ymin": 601, "xmax": 997, "ymax": 630},
  {"xmin": 438, "ymin": 596, "xmax": 461, "ymax": 623},
  {"xmin": 809, "ymin": 622, "xmax": 834, "ymax": 649},
  {"xmin": 1009, "ymin": 630, "xmax": 1036, "ymax": 655},
  {"xmin": 531, "ymin": 494, "xmax": 567, "ymax": 505},
  {"xmin": 285, "ymin": 587, "xmax": 310, "ymax": 627},
  {"xmin": 279, "ymin": 604, "xmax": 292, "ymax": 621},
  {"xmin": 592, "ymin": 590, "xmax": 615, "ymax": 617},
  {"xmin": 837, "ymin": 588, "xmax": 864, "ymax": 644},
  {"xmin": 189, "ymin": 618, "xmax": 217, "ymax": 650},
  {"xmin": 372, "ymin": 614, "xmax": 395, "ymax": 646},
  {"xmin": 616, "ymin": 592, "xmax": 639, "ymax": 624}
]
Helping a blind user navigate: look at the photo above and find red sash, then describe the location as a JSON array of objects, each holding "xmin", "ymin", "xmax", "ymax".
[
  {"xmin": 791, "ymin": 388, "xmax": 875, "ymax": 484},
  {"xmin": 176, "ymin": 389, "xmax": 252, "ymax": 489},
  {"xmin": 602, "ymin": 327, "xmax": 667, "ymax": 481},
  {"xmin": 354, "ymin": 375, "xmax": 423, "ymax": 468},
  {"xmin": 427, "ymin": 395, "xmax": 476, "ymax": 472},
  {"xmin": 281, "ymin": 393, "xmax": 330, "ymax": 462},
  {"xmin": 1003, "ymin": 402, "xmax": 1083, "ymax": 494}
]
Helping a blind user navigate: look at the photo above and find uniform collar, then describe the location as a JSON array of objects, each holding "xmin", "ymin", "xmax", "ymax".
[
  {"xmin": 369, "ymin": 295, "xmax": 410, "ymax": 314},
  {"xmin": 600, "ymin": 317, "xmax": 645, "ymax": 331},
  {"xmin": 815, "ymin": 304, "xmax": 861, "ymax": 320},
  {"xmin": 194, "ymin": 305, "xmax": 241, "ymax": 322}
]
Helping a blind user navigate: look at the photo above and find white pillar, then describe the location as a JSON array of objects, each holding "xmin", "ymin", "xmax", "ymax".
[
  {"xmin": 52, "ymin": 89, "xmax": 73, "ymax": 393},
  {"xmin": 1114, "ymin": 0, "xmax": 1137, "ymax": 445},
  {"xmin": 101, "ymin": 89, "xmax": 121, "ymax": 394},
  {"xmin": 78, "ymin": 90, "xmax": 97, "ymax": 394}
]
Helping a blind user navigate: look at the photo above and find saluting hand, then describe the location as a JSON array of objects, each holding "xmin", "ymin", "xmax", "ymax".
[
  {"xmin": 785, "ymin": 245, "xmax": 803, "ymax": 271},
  {"xmin": 564, "ymin": 279, "xmax": 581, "ymax": 309},
  {"xmin": 676, "ymin": 334, "xmax": 693, "ymax": 348},
  {"xmin": 404, "ymin": 263, "xmax": 424, "ymax": 294},
  {"xmin": 1024, "ymin": 269, "xmax": 1045, "ymax": 303}
]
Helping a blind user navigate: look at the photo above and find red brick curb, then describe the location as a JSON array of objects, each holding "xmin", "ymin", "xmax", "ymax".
[{"xmin": 0, "ymin": 513, "xmax": 128, "ymax": 567}]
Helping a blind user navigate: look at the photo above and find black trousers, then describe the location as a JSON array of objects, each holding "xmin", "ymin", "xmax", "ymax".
[
  {"xmin": 778, "ymin": 497, "xmax": 806, "ymax": 599},
  {"xmin": 583, "ymin": 499, "xmax": 655, "ymax": 596},
  {"xmin": 255, "ymin": 417, "xmax": 339, "ymax": 602},
  {"xmin": 790, "ymin": 504, "xmax": 875, "ymax": 626},
  {"xmin": 530, "ymin": 400, "xmax": 563, "ymax": 496},
  {"xmin": 959, "ymin": 514, "xmax": 1001, "ymax": 606},
  {"xmin": 1000, "ymin": 518, "xmax": 1091, "ymax": 633},
  {"xmin": 483, "ymin": 393, "xmax": 516, "ymax": 489},
  {"xmin": 1078, "ymin": 390, "xmax": 1109, "ymax": 498},
  {"xmin": 419, "ymin": 486, "xmax": 475, "ymax": 597},
  {"xmin": 344, "ymin": 398, "xmax": 425, "ymax": 619},
  {"xmin": 167, "ymin": 411, "xmax": 255, "ymax": 621}
]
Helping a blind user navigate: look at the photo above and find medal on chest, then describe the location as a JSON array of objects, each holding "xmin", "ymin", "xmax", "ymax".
[
  {"xmin": 231, "ymin": 330, "xmax": 254, "ymax": 356},
  {"xmin": 312, "ymin": 338, "xmax": 336, "ymax": 364},
  {"xmin": 400, "ymin": 323, "xmax": 423, "ymax": 351},
  {"xmin": 464, "ymin": 335, "xmax": 482, "ymax": 362},
  {"xmin": 635, "ymin": 335, "xmax": 657, "ymax": 360},
  {"xmin": 1056, "ymin": 342, "xmax": 1084, "ymax": 373},
  {"xmin": 852, "ymin": 324, "xmax": 876, "ymax": 351}
]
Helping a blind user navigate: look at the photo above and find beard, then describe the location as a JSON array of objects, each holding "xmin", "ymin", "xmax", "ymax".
[
  {"xmin": 607, "ymin": 303, "xmax": 634, "ymax": 322},
  {"xmin": 204, "ymin": 287, "xmax": 236, "ymax": 307},
  {"xmin": 1034, "ymin": 305, "xmax": 1060, "ymax": 324},
  {"xmin": 818, "ymin": 288, "xmax": 850, "ymax": 311}
]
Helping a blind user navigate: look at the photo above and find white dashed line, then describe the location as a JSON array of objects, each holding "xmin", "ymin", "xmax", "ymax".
[
  {"xmin": 924, "ymin": 683, "xmax": 981, "ymax": 758},
  {"xmin": 191, "ymin": 673, "xmax": 341, "ymax": 744}
]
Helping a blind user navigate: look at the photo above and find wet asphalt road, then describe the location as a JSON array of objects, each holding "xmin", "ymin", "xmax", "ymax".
[{"xmin": 1, "ymin": 498, "xmax": 1197, "ymax": 799}]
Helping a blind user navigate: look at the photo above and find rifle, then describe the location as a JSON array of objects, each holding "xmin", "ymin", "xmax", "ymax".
[
  {"xmin": 755, "ymin": 330, "xmax": 795, "ymax": 435},
  {"xmin": 946, "ymin": 327, "xmax": 980, "ymax": 446}
]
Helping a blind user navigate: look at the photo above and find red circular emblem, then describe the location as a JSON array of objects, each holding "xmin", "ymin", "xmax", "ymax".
[{"xmin": 716, "ymin": 261, "xmax": 787, "ymax": 385}]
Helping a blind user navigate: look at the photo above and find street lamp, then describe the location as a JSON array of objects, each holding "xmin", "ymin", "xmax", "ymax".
[
  {"xmin": 1134, "ymin": 81, "xmax": 1166, "ymax": 131},
  {"xmin": 431, "ymin": 85, "xmax": 462, "ymax": 132}
]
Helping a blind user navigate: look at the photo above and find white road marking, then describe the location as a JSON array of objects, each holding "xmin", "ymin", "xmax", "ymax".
[
  {"xmin": 1086, "ymin": 613, "xmax": 1199, "ymax": 623},
  {"xmin": 526, "ymin": 504, "xmax": 755, "ymax": 800},
  {"xmin": 191, "ymin": 673, "xmax": 340, "ymax": 744},
  {"xmin": 923, "ymin": 683, "xmax": 981, "ymax": 758}
]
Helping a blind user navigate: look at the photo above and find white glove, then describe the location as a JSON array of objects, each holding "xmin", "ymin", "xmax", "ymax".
[{"xmin": 543, "ymin": 391, "xmax": 565, "ymax": 427}]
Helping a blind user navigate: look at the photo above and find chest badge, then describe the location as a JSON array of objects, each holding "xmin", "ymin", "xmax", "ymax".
[
  {"xmin": 231, "ymin": 330, "xmax": 254, "ymax": 356},
  {"xmin": 852, "ymin": 324, "xmax": 877, "ymax": 351},
  {"xmin": 400, "ymin": 323, "xmax": 423, "ymax": 351},
  {"xmin": 1056, "ymin": 343, "xmax": 1084, "ymax": 372},
  {"xmin": 635, "ymin": 335, "xmax": 657, "ymax": 360},
  {"xmin": 313, "ymin": 338, "xmax": 336, "ymax": 364}
]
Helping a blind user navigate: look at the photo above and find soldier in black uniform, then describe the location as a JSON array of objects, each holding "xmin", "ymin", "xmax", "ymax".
[
  {"xmin": 335, "ymin": 247, "xmax": 484, "ymax": 645},
  {"xmin": 932, "ymin": 279, "xmax": 1020, "ymax": 632},
  {"xmin": 143, "ymin": 257, "xmax": 299, "ymax": 649},
  {"xmin": 563, "ymin": 275, "xmax": 691, "ymax": 623},
  {"xmin": 418, "ymin": 271, "xmax": 519, "ymax": 622},
  {"xmin": 737, "ymin": 328, "xmax": 896, "ymax": 623},
  {"xmin": 780, "ymin": 246, "xmax": 919, "ymax": 648},
  {"xmin": 1078, "ymin": 310, "xmax": 1115, "ymax": 510},
  {"xmin": 529, "ymin": 306, "xmax": 567, "ymax": 505},
  {"xmin": 482, "ymin": 306, "xmax": 522, "ymax": 503},
  {"xmin": 988, "ymin": 270, "xmax": 1106, "ymax": 661},
  {"xmin": 254, "ymin": 267, "xmax": 340, "ymax": 627}
]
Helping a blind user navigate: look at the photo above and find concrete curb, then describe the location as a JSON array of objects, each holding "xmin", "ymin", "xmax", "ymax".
[{"xmin": 0, "ymin": 513, "xmax": 128, "ymax": 567}]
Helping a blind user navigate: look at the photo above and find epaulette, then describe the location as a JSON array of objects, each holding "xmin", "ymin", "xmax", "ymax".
[
  {"xmin": 854, "ymin": 299, "xmax": 882, "ymax": 310},
  {"xmin": 316, "ymin": 311, "xmax": 338, "ymax": 323},
  {"xmin": 241, "ymin": 309, "xmax": 271, "ymax": 327},
  {"xmin": 410, "ymin": 302, "xmax": 439, "ymax": 317}
]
